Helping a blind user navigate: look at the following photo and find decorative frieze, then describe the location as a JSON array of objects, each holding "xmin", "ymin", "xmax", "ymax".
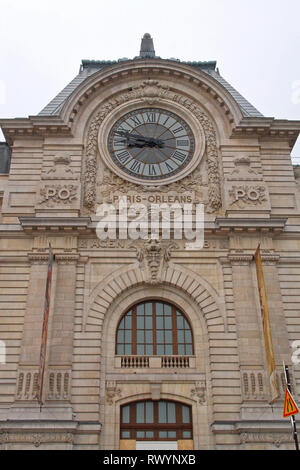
[
  {"xmin": 0, "ymin": 431, "xmax": 73, "ymax": 448},
  {"xmin": 240, "ymin": 432, "xmax": 293, "ymax": 448}
]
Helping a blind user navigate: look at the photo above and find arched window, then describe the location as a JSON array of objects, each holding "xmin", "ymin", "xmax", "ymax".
[
  {"xmin": 116, "ymin": 301, "xmax": 193, "ymax": 356},
  {"xmin": 120, "ymin": 400, "xmax": 192, "ymax": 441}
]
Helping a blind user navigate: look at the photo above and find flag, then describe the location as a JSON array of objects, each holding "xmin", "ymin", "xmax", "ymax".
[
  {"xmin": 35, "ymin": 243, "xmax": 54, "ymax": 405},
  {"xmin": 254, "ymin": 244, "xmax": 279, "ymax": 403}
]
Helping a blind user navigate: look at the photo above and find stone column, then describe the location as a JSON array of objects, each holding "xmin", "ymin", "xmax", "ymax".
[
  {"xmin": 46, "ymin": 254, "xmax": 78, "ymax": 403},
  {"xmin": 229, "ymin": 253, "xmax": 265, "ymax": 367},
  {"xmin": 16, "ymin": 253, "xmax": 53, "ymax": 402}
]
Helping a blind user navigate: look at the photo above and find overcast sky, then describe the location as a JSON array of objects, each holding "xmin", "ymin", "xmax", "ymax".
[{"xmin": 0, "ymin": 0, "xmax": 299, "ymax": 161}]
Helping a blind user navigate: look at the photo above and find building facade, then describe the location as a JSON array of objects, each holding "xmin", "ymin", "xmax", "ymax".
[{"xmin": 0, "ymin": 34, "xmax": 300, "ymax": 450}]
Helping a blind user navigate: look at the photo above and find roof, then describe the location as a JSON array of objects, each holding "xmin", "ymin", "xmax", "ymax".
[{"xmin": 38, "ymin": 34, "xmax": 263, "ymax": 119}]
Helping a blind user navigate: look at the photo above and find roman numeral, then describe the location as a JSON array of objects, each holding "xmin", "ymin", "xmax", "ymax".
[
  {"xmin": 145, "ymin": 113, "xmax": 157, "ymax": 123},
  {"xmin": 176, "ymin": 139, "xmax": 189, "ymax": 146},
  {"xmin": 172, "ymin": 125, "xmax": 184, "ymax": 134},
  {"xmin": 116, "ymin": 150, "xmax": 131, "ymax": 164},
  {"xmin": 172, "ymin": 150, "xmax": 186, "ymax": 163},
  {"xmin": 130, "ymin": 160, "xmax": 142, "ymax": 173},
  {"xmin": 165, "ymin": 162, "xmax": 174, "ymax": 172},
  {"xmin": 113, "ymin": 139, "xmax": 126, "ymax": 147},
  {"xmin": 130, "ymin": 115, "xmax": 141, "ymax": 126},
  {"xmin": 149, "ymin": 165, "xmax": 157, "ymax": 175}
]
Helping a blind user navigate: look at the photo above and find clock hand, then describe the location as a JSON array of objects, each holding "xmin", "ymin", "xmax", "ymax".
[{"xmin": 114, "ymin": 131, "xmax": 164, "ymax": 148}]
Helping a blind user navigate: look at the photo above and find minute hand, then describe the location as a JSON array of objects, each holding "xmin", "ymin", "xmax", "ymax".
[{"xmin": 114, "ymin": 131, "xmax": 164, "ymax": 147}]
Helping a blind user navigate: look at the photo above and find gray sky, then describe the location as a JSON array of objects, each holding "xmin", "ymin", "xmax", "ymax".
[{"xmin": 0, "ymin": 0, "xmax": 299, "ymax": 161}]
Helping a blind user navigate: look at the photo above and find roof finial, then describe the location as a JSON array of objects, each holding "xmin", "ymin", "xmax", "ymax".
[{"xmin": 139, "ymin": 33, "xmax": 156, "ymax": 58}]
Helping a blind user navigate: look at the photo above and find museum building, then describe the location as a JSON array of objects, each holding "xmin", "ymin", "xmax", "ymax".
[{"xmin": 0, "ymin": 34, "xmax": 300, "ymax": 450}]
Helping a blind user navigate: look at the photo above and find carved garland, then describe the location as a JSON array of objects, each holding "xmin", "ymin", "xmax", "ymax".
[{"xmin": 83, "ymin": 81, "xmax": 222, "ymax": 213}]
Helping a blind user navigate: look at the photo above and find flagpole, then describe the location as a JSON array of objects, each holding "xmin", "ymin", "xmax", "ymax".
[
  {"xmin": 283, "ymin": 362, "xmax": 299, "ymax": 450},
  {"xmin": 35, "ymin": 243, "xmax": 54, "ymax": 409}
]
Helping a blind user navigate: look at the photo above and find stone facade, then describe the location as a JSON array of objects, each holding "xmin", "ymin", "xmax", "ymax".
[{"xmin": 0, "ymin": 40, "xmax": 300, "ymax": 450}]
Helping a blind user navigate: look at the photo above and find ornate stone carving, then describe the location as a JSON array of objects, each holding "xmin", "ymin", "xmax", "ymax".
[
  {"xmin": 226, "ymin": 157, "xmax": 263, "ymax": 181},
  {"xmin": 228, "ymin": 185, "xmax": 267, "ymax": 208},
  {"xmin": 190, "ymin": 380, "xmax": 206, "ymax": 404},
  {"xmin": 130, "ymin": 239, "xmax": 179, "ymax": 284},
  {"xmin": 106, "ymin": 381, "xmax": 121, "ymax": 405},
  {"xmin": 42, "ymin": 155, "xmax": 78, "ymax": 180},
  {"xmin": 0, "ymin": 432, "xmax": 73, "ymax": 447},
  {"xmin": 39, "ymin": 184, "xmax": 78, "ymax": 207},
  {"xmin": 240, "ymin": 432, "xmax": 293, "ymax": 448},
  {"xmin": 83, "ymin": 84, "xmax": 221, "ymax": 213}
]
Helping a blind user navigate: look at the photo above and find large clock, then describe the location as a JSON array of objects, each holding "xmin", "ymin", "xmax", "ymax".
[{"xmin": 107, "ymin": 108, "xmax": 195, "ymax": 182}]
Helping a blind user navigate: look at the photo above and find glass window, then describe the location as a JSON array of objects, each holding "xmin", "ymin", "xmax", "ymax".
[
  {"xmin": 116, "ymin": 301, "xmax": 193, "ymax": 356},
  {"xmin": 121, "ymin": 401, "xmax": 193, "ymax": 441}
]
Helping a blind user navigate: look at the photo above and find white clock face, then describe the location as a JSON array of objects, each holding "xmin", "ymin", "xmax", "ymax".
[{"xmin": 108, "ymin": 108, "xmax": 195, "ymax": 181}]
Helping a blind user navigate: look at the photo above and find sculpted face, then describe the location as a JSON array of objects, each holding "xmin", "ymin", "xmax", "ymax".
[{"xmin": 108, "ymin": 107, "xmax": 195, "ymax": 181}]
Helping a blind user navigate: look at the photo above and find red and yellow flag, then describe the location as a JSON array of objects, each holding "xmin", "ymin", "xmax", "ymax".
[
  {"xmin": 254, "ymin": 245, "xmax": 279, "ymax": 403},
  {"xmin": 36, "ymin": 244, "xmax": 54, "ymax": 405}
]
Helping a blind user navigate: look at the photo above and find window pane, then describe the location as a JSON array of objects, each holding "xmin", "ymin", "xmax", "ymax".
[
  {"xmin": 117, "ymin": 330, "xmax": 124, "ymax": 343},
  {"xmin": 165, "ymin": 330, "xmax": 172, "ymax": 343},
  {"xmin": 145, "ymin": 330, "xmax": 153, "ymax": 344},
  {"xmin": 121, "ymin": 431, "xmax": 131, "ymax": 438},
  {"xmin": 136, "ymin": 403, "xmax": 144, "ymax": 423},
  {"xmin": 159, "ymin": 431, "xmax": 167, "ymax": 438},
  {"xmin": 168, "ymin": 431, "xmax": 176, "ymax": 438},
  {"xmin": 119, "ymin": 318, "xmax": 125, "ymax": 329},
  {"xmin": 185, "ymin": 330, "xmax": 192, "ymax": 343},
  {"xmin": 146, "ymin": 431, "xmax": 154, "ymax": 438},
  {"xmin": 146, "ymin": 402, "xmax": 154, "ymax": 423},
  {"xmin": 165, "ymin": 344, "xmax": 173, "ymax": 355},
  {"xmin": 156, "ymin": 316, "xmax": 163, "ymax": 329},
  {"xmin": 137, "ymin": 304, "xmax": 144, "ymax": 316},
  {"xmin": 156, "ymin": 330, "xmax": 164, "ymax": 344},
  {"xmin": 145, "ymin": 344, "xmax": 153, "ymax": 355},
  {"xmin": 185, "ymin": 344, "xmax": 193, "ymax": 355},
  {"xmin": 182, "ymin": 405, "xmax": 190, "ymax": 423},
  {"xmin": 158, "ymin": 402, "xmax": 167, "ymax": 423},
  {"xmin": 157, "ymin": 344, "xmax": 164, "ymax": 355},
  {"xmin": 124, "ymin": 344, "xmax": 132, "ymax": 355},
  {"xmin": 137, "ymin": 344, "xmax": 144, "ymax": 355},
  {"xmin": 137, "ymin": 330, "xmax": 144, "ymax": 343},
  {"xmin": 145, "ymin": 316, "xmax": 152, "ymax": 329},
  {"xmin": 167, "ymin": 402, "xmax": 176, "ymax": 423},
  {"xmin": 145, "ymin": 302, "xmax": 152, "ymax": 316},
  {"xmin": 125, "ymin": 315, "xmax": 132, "ymax": 329},
  {"xmin": 165, "ymin": 316, "xmax": 172, "ymax": 329},
  {"xmin": 177, "ymin": 330, "xmax": 184, "ymax": 343},
  {"xmin": 178, "ymin": 344, "xmax": 185, "ymax": 355},
  {"xmin": 137, "ymin": 316, "xmax": 144, "ymax": 329},
  {"xmin": 164, "ymin": 304, "xmax": 172, "ymax": 316},
  {"xmin": 136, "ymin": 431, "xmax": 145, "ymax": 438},
  {"xmin": 125, "ymin": 330, "xmax": 132, "ymax": 343},
  {"xmin": 156, "ymin": 302, "xmax": 164, "ymax": 315},
  {"xmin": 117, "ymin": 344, "xmax": 124, "ymax": 355},
  {"xmin": 183, "ymin": 431, "xmax": 191, "ymax": 438},
  {"xmin": 176, "ymin": 313, "xmax": 183, "ymax": 329},
  {"xmin": 122, "ymin": 405, "xmax": 130, "ymax": 423}
]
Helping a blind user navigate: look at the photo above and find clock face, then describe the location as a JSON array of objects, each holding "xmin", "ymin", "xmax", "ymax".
[{"xmin": 108, "ymin": 108, "xmax": 195, "ymax": 181}]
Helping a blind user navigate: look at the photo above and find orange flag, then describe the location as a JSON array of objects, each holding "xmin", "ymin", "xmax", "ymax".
[{"xmin": 254, "ymin": 245, "xmax": 279, "ymax": 403}]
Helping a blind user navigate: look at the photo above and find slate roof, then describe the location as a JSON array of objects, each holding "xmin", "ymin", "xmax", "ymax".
[{"xmin": 38, "ymin": 35, "xmax": 263, "ymax": 118}]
